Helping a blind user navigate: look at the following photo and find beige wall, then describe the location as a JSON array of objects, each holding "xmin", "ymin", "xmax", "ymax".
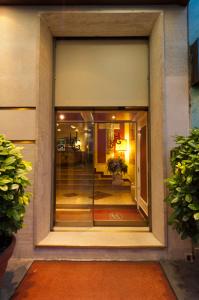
[
  {"xmin": 0, "ymin": 6, "xmax": 191, "ymax": 260},
  {"xmin": 0, "ymin": 8, "xmax": 38, "ymax": 107},
  {"xmin": 55, "ymin": 40, "xmax": 149, "ymax": 106}
]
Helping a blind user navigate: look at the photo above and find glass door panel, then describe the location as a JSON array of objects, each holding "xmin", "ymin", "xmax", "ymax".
[
  {"xmin": 54, "ymin": 109, "xmax": 149, "ymax": 228},
  {"xmin": 93, "ymin": 121, "xmax": 147, "ymax": 226},
  {"xmin": 55, "ymin": 113, "xmax": 94, "ymax": 227}
]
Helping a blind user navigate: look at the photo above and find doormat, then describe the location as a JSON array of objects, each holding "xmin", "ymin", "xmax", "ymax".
[
  {"xmin": 94, "ymin": 208, "xmax": 145, "ymax": 221},
  {"xmin": 12, "ymin": 261, "xmax": 176, "ymax": 300}
]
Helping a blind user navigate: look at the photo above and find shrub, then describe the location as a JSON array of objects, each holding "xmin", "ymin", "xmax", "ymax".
[
  {"xmin": 0, "ymin": 135, "xmax": 32, "ymax": 250},
  {"xmin": 166, "ymin": 129, "xmax": 199, "ymax": 243}
]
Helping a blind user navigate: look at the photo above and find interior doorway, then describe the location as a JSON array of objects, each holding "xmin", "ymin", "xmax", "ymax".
[{"xmin": 55, "ymin": 109, "xmax": 149, "ymax": 228}]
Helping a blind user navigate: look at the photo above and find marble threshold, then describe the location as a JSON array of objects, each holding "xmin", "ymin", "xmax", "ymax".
[{"xmin": 37, "ymin": 230, "xmax": 164, "ymax": 248}]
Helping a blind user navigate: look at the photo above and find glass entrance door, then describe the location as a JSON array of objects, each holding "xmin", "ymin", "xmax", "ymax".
[
  {"xmin": 93, "ymin": 121, "xmax": 138, "ymax": 226},
  {"xmin": 55, "ymin": 114, "xmax": 94, "ymax": 227},
  {"xmin": 54, "ymin": 110, "xmax": 149, "ymax": 228}
]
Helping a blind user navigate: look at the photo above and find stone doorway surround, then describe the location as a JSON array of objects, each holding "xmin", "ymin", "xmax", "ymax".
[
  {"xmin": 36, "ymin": 8, "xmax": 170, "ymax": 247},
  {"xmin": 1, "ymin": 5, "xmax": 189, "ymax": 259}
]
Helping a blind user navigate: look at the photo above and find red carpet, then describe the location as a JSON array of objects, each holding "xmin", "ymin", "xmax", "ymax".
[
  {"xmin": 94, "ymin": 208, "xmax": 145, "ymax": 221},
  {"xmin": 12, "ymin": 261, "xmax": 176, "ymax": 300}
]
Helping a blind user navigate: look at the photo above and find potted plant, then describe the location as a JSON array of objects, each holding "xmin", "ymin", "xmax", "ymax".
[
  {"xmin": 0, "ymin": 135, "xmax": 32, "ymax": 285},
  {"xmin": 107, "ymin": 157, "xmax": 128, "ymax": 185},
  {"xmin": 165, "ymin": 129, "xmax": 199, "ymax": 256}
]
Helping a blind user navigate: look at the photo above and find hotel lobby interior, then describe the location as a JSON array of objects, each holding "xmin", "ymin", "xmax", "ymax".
[{"xmin": 55, "ymin": 109, "xmax": 149, "ymax": 228}]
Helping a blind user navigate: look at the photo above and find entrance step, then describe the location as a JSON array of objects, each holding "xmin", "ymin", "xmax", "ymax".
[
  {"xmin": 55, "ymin": 208, "xmax": 93, "ymax": 227},
  {"xmin": 55, "ymin": 207, "xmax": 147, "ymax": 227}
]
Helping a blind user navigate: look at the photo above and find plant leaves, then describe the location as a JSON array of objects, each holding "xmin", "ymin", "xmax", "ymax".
[
  {"xmin": 188, "ymin": 203, "xmax": 199, "ymax": 211},
  {"xmin": 0, "ymin": 185, "xmax": 8, "ymax": 191},
  {"xmin": 186, "ymin": 176, "xmax": 192, "ymax": 184},
  {"xmin": 185, "ymin": 194, "xmax": 192, "ymax": 203},
  {"xmin": 3, "ymin": 156, "xmax": 16, "ymax": 166},
  {"xmin": 10, "ymin": 184, "xmax": 19, "ymax": 190},
  {"xmin": 171, "ymin": 197, "xmax": 179, "ymax": 204},
  {"xmin": 0, "ymin": 178, "xmax": 12, "ymax": 185},
  {"xmin": 194, "ymin": 213, "xmax": 199, "ymax": 220}
]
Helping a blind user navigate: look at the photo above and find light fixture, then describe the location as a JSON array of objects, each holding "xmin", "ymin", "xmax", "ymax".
[
  {"xmin": 75, "ymin": 140, "xmax": 81, "ymax": 147},
  {"xmin": 71, "ymin": 125, "xmax": 76, "ymax": 129},
  {"xmin": 59, "ymin": 114, "xmax": 65, "ymax": 120},
  {"xmin": 115, "ymin": 139, "xmax": 128, "ymax": 151},
  {"xmin": 57, "ymin": 128, "xmax": 61, "ymax": 132},
  {"xmin": 56, "ymin": 123, "xmax": 59, "ymax": 127},
  {"xmin": 112, "ymin": 115, "xmax": 116, "ymax": 120}
]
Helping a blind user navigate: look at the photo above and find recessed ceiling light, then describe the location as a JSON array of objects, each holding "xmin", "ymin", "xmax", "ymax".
[{"xmin": 59, "ymin": 114, "xmax": 65, "ymax": 120}]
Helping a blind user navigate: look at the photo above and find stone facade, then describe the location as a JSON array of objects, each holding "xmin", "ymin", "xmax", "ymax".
[{"xmin": 0, "ymin": 5, "xmax": 191, "ymax": 259}]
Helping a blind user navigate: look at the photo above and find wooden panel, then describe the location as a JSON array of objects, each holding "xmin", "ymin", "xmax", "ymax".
[
  {"xmin": 140, "ymin": 126, "xmax": 147, "ymax": 203},
  {"xmin": 97, "ymin": 128, "xmax": 106, "ymax": 163}
]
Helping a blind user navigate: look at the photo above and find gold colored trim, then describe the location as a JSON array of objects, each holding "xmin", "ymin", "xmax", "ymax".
[
  {"xmin": 12, "ymin": 140, "xmax": 35, "ymax": 144},
  {"xmin": 0, "ymin": 107, "xmax": 36, "ymax": 110}
]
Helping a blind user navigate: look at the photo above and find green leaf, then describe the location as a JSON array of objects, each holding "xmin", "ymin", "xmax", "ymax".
[
  {"xmin": 0, "ymin": 178, "xmax": 12, "ymax": 185},
  {"xmin": 193, "ymin": 213, "xmax": 199, "ymax": 220},
  {"xmin": 5, "ymin": 166, "xmax": 15, "ymax": 170},
  {"xmin": 10, "ymin": 184, "xmax": 19, "ymax": 190},
  {"xmin": 171, "ymin": 197, "xmax": 179, "ymax": 204},
  {"xmin": 186, "ymin": 176, "xmax": 192, "ymax": 184},
  {"xmin": 23, "ymin": 161, "xmax": 32, "ymax": 172},
  {"xmin": 0, "ymin": 185, "xmax": 8, "ymax": 191},
  {"xmin": 185, "ymin": 194, "xmax": 192, "ymax": 203},
  {"xmin": 3, "ymin": 156, "xmax": 16, "ymax": 166},
  {"xmin": 188, "ymin": 141, "xmax": 197, "ymax": 148},
  {"xmin": 188, "ymin": 203, "xmax": 199, "ymax": 211},
  {"xmin": 0, "ymin": 150, "xmax": 9, "ymax": 155}
]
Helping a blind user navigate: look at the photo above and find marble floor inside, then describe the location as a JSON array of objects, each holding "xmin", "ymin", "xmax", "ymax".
[
  {"xmin": 55, "ymin": 165, "xmax": 147, "ymax": 227},
  {"xmin": 56, "ymin": 188, "xmax": 136, "ymax": 207}
]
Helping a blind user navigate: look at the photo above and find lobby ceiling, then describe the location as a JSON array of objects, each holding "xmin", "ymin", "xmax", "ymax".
[{"xmin": 0, "ymin": 0, "xmax": 189, "ymax": 6}]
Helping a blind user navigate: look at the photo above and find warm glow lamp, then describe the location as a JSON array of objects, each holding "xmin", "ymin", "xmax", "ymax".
[{"xmin": 115, "ymin": 139, "xmax": 128, "ymax": 151}]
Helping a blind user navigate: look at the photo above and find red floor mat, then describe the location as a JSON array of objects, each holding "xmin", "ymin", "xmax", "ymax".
[
  {"xmin": 12, "ymin": 261, "xmax": 176, "ymax": 300},
  {"xmin": 94, "ymin": 208, "xmax": 145, "ymax": 221}
]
